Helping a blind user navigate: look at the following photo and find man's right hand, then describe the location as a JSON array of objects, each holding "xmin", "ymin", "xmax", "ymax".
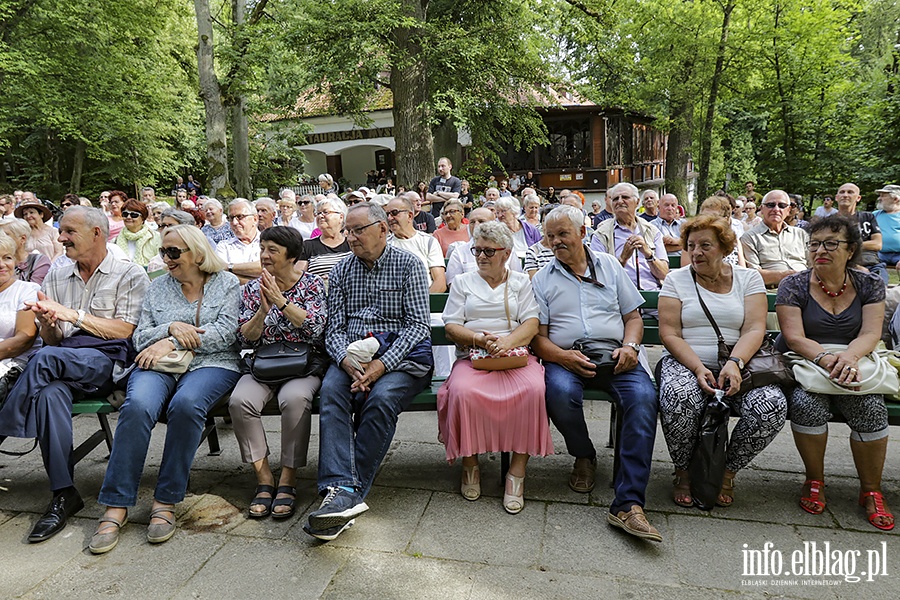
[{"xmin": 561, "ymin": 349, "xmax": 597, "ymax": 378}]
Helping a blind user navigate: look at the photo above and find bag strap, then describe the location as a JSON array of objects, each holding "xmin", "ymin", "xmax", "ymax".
[
  {"xmin": 194, "ymin": 277, "xmax": 206, "ymax": 327},
  {"xmin": 503, "ymin": 270, "xmax": 512, "ymax": 331},
  {"xmin": 690, "ymin": 267, "xmax": 726, "ymax": 345}
]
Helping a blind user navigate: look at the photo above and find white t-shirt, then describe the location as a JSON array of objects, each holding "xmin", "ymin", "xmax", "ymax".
[
  {"xmin": 660, "ymin": 265, "xmax": 766, "ymax": 368},
  {"xmin": 445, "ymin": 239, "xmax": 522, "ymax": 285},
  {"xmin": 389, "ymin": 232, "xmax": 444, "ymax": 285},
  {"xmin": 442, "ymin": 270, "xmax": 538, "ymax": 356},
  {"xmin": 0, "ymin": 279, "xmax": 41, "ymax": 359},
  {"xmin": 292, "ymin": 219, "xmax": 317, "ymax": 240}
]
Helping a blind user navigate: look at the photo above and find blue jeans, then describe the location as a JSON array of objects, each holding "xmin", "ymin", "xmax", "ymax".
[
  {"xmin": 544, "ymin": 361, "xmax": 658, "ymax": 514},
  {"xmin": 317, "ymin": 364, "xmax": 430, "ymax": 498},
  {"xmin": 867, "ymin": 262, "xmax": 889, "ymax": 283},
  {"xmin": 98, "ymin": 367, "xmax": 239, "ymax": 507},
  {"xmin": 878, "ymin": 251, "xmax": 900, "ymax": 267}
]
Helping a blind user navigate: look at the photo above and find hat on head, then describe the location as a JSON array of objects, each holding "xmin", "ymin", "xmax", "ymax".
[
  {"xmin": 346, "ymin": 190, "xmax": 365, "ymax": 201},
  {"xmin": 14, "ymin": 200, "xmax": 52, "ymax": 222},
  {"xmin": 875, "ymin": 184, "xmax": 900, "ymax": 195},
  {"xmin": 357, "ymin": 186, "xmax": 376, "ymax": 199}
]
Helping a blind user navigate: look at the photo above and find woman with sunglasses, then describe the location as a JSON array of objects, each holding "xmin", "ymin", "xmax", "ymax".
[
  {"xmin": 297, "ymin": 197, "xmax": 350, "ymax": 285},
  {"xmin": 113, "ymin": 199, "xmax": 160, "ymax": 268},
  {"xmin": 230, "ymin": 226, "xmax": 326, "ymax": 520},
  {"xmin": 437, "ymin": 221, "xmax": 552, "ymax": 514},
  {"xmin": 775, "ymin": 215, "xmax": 893, "ymax": 531},
  {"xmin": 90, "ymin": 224, "xmax": 241, "ymax": 553},
  {"xmin": 293, "ymin": 194, "xmax": 318, "ymax": 240}
]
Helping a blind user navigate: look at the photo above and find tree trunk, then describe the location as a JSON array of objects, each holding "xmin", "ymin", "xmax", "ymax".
[
  {"xmin": 772, "ymin": 3, "xmax": 794, "ymax": 186},
  {"xmin": 666, "ymin": 98, "xmax": 693, "ymax": 210},
  {"xmin": 194, "ymin": 0, "xmax": 233, "ymax": 198},
  {"xmin": 696, "ymin": 2, "xmax": 734, "ymax": 201},
  {"xmin": 390, "ymin": 0, "xmax": 434, "ymax": 188},
  {"xmin": 231, "ymin": 0, "xmax": 251, "ymax": 198},
  {"xmin": 69, "ymin": 139, "xmax": 85, "ymax": 193}
]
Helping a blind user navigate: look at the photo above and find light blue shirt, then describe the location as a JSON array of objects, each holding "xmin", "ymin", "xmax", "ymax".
[
  {"xmin": 650, "ymin": 216, "xmax": 683, "ymax": 256},
  {"xmin": 875, "ymin": 210, "xmax": 900, "ymax": 253},
  {"xmin": 532, "ymin": 248, "xmax": 644, "ymax": 350}
]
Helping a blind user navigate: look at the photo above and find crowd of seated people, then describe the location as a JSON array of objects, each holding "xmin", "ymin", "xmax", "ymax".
[{"xmin": 0, "ymin": 175, "xmax": 896, "ymax": 557}]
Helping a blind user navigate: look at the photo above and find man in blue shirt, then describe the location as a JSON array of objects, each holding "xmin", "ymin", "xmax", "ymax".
[
  {"xmin": 304, "ymin": 202, "xmax": 433, "ymax": 541},
  {"xmin": 532, "ymin": 205, "xmax": 661, "ymax": 543}
]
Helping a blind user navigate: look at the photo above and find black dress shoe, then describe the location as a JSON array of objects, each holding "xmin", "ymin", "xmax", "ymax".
[{"xmin": 28, "ymin": 488, "xmax": 84, "ymax": 543}]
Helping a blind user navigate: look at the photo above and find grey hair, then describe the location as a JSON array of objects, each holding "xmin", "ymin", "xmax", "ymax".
[
  {"xmin": 0, "ymin": 218, "xmax": 31, "ymax": 240},
  {"xmin": 640, "ymin": 189, "xmax": 658, "ymax": 200},
  {"xmin": 228, "ymin": 199, "xmax": 254, "ymax": 214},
  {"xmin": 298, "ymin": 194, "xmax": 315, "ymax": 205},
  {"xmin": 318, "ymin": 173, "xmax": 334, "ymax": 185},
  {"xmin": 395, "ymin": 193, "xmax": 417, "ymax": 212},
  {"xmin": 160, "ymin": 208, "xmax": 195, "ymax": 225},
  {"xmin": 279, "ymin": 188, "xmax": 297, "ymax": 201},
  {"xmin": 202, "ymin": 198, "xmax": 222, "ymax": 211},
  {"xmin": 348, "ymin": 201, "xmax": 387, "ymax": 224},
  {"xmin": 152, "ymin": 201, "xmax": 171, "ymax": 213},
  {"xmin": 473, "ymin": 220, "xmax": 513, "ymax": 250},
  {"xmin": 495, "ymin": 197, "xmax": 520, "ymax": 214},
  {"xmin": 522, "ymin": 193, "xmax": 540, "ymax": 208},
  {"xmin": 607, "ymin": 182, "xmax": 639, "ymax": 200},
  {"xmin": 141, "ymin": 186, "xmax": 155, "ymax": 194},
  {"xmin": 63, "ymin": 206, "xmax": 109, "ymax": 238},
  {"xmin": 442, "ymin": 199, "xmax": 464, "ymax": 213},
  {"xmin": 761, "ymin": 189, "xmax": 789, "ymax": 204},
  {"xmin": 544, "ymin": 205, "xmax": 585, "ymax": 230},
  {"xmin": 316, "ymin": 196, "xmax": 348, "ymax": 218},
  {"xmin": 255, "ymin": 197, "xmax": 277, "ymax": 210}
]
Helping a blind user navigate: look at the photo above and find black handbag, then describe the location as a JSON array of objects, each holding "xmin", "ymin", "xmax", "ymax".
[
  {"xmin": 689, "ymin": 391, "xmax": 730, "ymax": 511},
  {"xmin": 572, "ymin": 338, "xmax": 619, "ymax": 379},
  {"xmin": 691, "ymin": 269, "xmax": 794, "ymax": 395},
  {"xmin": 248, "ymin": 341, "xmax": 327, "ymax": 385}
]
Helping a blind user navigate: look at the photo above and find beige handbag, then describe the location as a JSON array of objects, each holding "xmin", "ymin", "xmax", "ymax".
[
  {"xmin": 152, "ymin": 285, "xmax": 203, "ymax": 374},
  {"xmin": 784, "ymin": 344, "xmax": 900, "ymax": 396},
  {"xmin": 469, "ymin": 272, "xmax": 529, "ymax": 371}
]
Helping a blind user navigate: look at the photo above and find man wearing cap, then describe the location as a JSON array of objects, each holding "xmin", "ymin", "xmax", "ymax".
[
  {"xmin": 875, "ymin": 185, "xmax": 900, "ymax": 269},
  {"xmin": 425, "ymin": 157, "xmax": 461, "ymax": 217}
]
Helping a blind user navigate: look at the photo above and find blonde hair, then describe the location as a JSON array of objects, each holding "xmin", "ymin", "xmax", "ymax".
[
  {"xmin": 0, "ymin": 218, "xmax": 31, "ymax": 241},
  {"xmin": 163, "ymin": 224, "xmax": 226, "ymax": 273},
  {"xmin": 0, "ymin": 232, "xmax": 17, "ymax": 257}
]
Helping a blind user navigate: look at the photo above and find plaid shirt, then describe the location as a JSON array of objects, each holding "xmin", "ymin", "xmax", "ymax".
[{"xmin": 325, "ymin": 245, "xmax": 430, "ymax": 371}]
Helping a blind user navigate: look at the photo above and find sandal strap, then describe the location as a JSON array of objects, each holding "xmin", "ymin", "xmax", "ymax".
[
  {"xmin": 255, "ymin": 484, "xmax": 276, "ymax": 495},
  {"xmin": 98, "ymin": 516, "xmax": 126, "ymax": 528},
  {"xmin": 274, "ymin": 485, "xmax": 296, "ymax": 496},
  {"xmin": 149, "ymin": 507, "xmax": 175, "ymax": 524},
  {"xmin": 272, "ymin": 497, "xmax": 295, "ymax": 508}
]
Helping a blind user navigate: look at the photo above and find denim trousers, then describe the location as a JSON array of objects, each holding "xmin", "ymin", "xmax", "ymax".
[
  {"xmin": 98, "ymin": 367, "xmax": 240, "ymax": 507},
  {"xmin": 317, "ymin": 364, "xmax": 430, "ymax": 499},
  {"xmin": 544, "ymin": 361, "xmax": 658, "ymax": 514}
]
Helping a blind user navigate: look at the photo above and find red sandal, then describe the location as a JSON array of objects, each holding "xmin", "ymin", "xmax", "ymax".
[
  {"xmin": 800, "ymin": 479, "xmax": 825, "ymax": 515},
  {"xmin": 859, "ymin": 491, "xmax": 895, "ymax": 531}
]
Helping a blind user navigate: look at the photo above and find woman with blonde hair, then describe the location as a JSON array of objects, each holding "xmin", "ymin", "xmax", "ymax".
[
  {"xmin": 0, "ymin": 218, "xmax": 51, "ymax": 284},
  {"xmin": 90, "ymin": 224, "xmax": 241, "ymax": 553}
]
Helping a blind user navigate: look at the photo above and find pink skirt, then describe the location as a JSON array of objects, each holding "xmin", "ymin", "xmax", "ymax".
[{"xmin": 437, "ymin": 355, "xmax": 554, "ymax": 462}]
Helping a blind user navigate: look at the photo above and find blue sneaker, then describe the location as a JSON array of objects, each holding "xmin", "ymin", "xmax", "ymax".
[
  {"xmin": 303, "ymin": 519, "xmax": 355, "ymax": 541},
  {"xmin": 307, "ymin": 487, "xmax": 369, "ymax": 531}
]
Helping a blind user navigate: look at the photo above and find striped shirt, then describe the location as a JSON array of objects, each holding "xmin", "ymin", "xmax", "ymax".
[
  {"xmin": 300, "ymin": 237, "xmax": 352, "ymax": 282},
  {"xmin": 42, "ymin": 250, "xmax": 149, "ymax": 339},
  {"xmin": 325, "ymin": 245, "xmax": 430, "ymax": 371}
]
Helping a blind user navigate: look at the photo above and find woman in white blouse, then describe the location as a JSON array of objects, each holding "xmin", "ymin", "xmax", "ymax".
[
  {"xmin": 658, "ymin": 214, "xmax": 787, "ymax": 509},
  {"xmin": 437, "ymin": 221, "xmax": 553, "ymax": 514}
]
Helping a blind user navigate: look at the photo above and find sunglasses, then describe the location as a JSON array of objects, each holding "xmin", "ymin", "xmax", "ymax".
[
  {"xmin": 386, "ymin": 209, "xmax": 410, "ymax": 217},
  {"xmin": 470, "ymin": 246, "xmax": 505, "ymax": 257},
  {"xmin": 60, "ymin": 202, "xmax": 73, "ymax": 208},
  {"xmin": 763, "ymin": 202, "xmax": 789, "ymax": 209},
  {"xmin": 122, "ymin": 211, "xmax": 143, "ymax": 219},
  {"xmin": 298, "ymin": 200, "xmax": 313, "ymax": 205},
  {"xmin": 159, "ymin": 246, "xmax": 190, "ymax": 260}
]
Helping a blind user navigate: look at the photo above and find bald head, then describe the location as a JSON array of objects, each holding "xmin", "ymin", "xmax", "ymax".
[{"xmin": 467, "ymin": 207, "xmax": 495, "ymax": 236}]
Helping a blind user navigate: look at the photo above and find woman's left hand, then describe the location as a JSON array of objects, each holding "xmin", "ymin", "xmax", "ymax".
[
  {"xmin": 135, "ymin": 339, "xmax": 177, "ymax": 370},
  {"xmin": 829, "ymin": 351, "xmax": 861, "ymax": 387},
  {"xmin": 260, "ymin": 269, "xmax": 287, "ymax": 309},
  {"xmin": 717, "ymin": 360, "xmax": 743, "ymax": 396},
  {"xmin": 483, "ymin": 333, "xmax": 513, "ymax": 358}
]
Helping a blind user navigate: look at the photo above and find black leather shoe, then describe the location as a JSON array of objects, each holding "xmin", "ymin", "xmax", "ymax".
[{"xmin": 28, "ymin": 488, "xmax": 84, "ymax": 543}]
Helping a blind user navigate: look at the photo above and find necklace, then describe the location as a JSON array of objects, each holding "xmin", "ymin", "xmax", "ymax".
[{"xmin": 816, "ymin": 272, "xmax": 848, "ymax": 298}]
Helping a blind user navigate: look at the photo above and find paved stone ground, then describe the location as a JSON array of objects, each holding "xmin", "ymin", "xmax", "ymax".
[{"xmin": 1, "ymin": 360, "xmax": 899, "ymax": 600}]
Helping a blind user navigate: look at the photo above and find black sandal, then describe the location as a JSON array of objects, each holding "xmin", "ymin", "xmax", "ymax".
[
  {"xmin": 249, "ymin": 484, "xmax": 275, "ymax": 519},
  {"xmin": 271, "ymin": 485, "xmax": 296, "ymax": 520}
]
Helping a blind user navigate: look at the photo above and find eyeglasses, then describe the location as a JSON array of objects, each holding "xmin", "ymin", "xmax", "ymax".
[
  {"xmin": 385, "ymin": 209, "xmax": 410, "ymax": 218},
  {"xmin": 229, "ymin": 213, "xmax": 254, "ymax": 222},
  {"xmin": 159, "ymin": 246, "xmax": 191, "ymax": 260},
  {"xmin": 343, "ymin": 221, "xmax": 380, "ymax": 237},
  {"xmin": 122, "ymin": 211, "xmax": 143, "ymax": 219},
  {"xmin": 442, "ymin": 209, "xmax": 461, "ymax": 216},
  {"xmin": 470, "ymin": 246, "xmax": 505, "ymax": 257},
  {"xmin": 762, "ymin": 202, "xmax": 789, "ymax": 209},
  {"xmin": 316, "ymin": 210, "xmax": 341, "ymax": 218},
  {"xmin": 807, "ymin": 240, "xmax": 849, "ymax": 252}
]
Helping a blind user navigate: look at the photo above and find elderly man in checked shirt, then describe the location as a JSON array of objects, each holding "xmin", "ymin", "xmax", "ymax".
[{"xmin": 304, "ymin": 202, "xmax": 433, "ymax": 541}]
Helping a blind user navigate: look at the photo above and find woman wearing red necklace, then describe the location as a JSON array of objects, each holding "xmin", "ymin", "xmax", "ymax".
[{"xmin": 776, "ymin": 215, "xmax": 893, "ymax": 531}]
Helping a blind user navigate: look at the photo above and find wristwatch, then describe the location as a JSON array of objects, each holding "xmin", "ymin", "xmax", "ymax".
[
  {"xmin": 227, "ymin": 262, "xmax": 234, "ymax": 272},
  {"xmin": 728, "ymin": 356, "xmax": 745, "ymax": 370},
  {"xmin": 623, "ymin": 342, "xmax": 640, "ymax": 354}
]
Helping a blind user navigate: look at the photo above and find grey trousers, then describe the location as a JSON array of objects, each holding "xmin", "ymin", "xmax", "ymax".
[{"xmin": 228, "ymin": 374, "xmax": 321, "ymax": 468}]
